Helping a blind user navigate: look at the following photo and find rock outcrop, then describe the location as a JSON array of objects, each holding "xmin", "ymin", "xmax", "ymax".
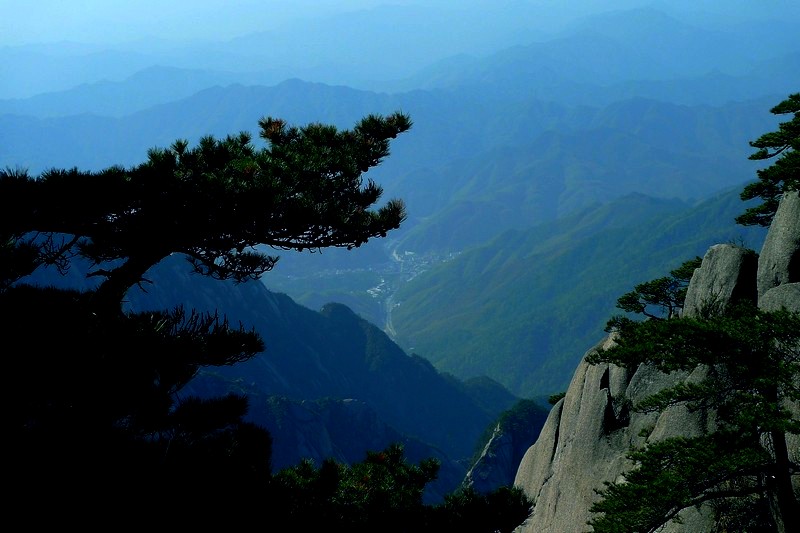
[
  {"xmin": 757, "ymin": 190, "xmax": 800, "ymax": 298},
  {"xmin": 681, "ymin": 243, "xmax": 757, "ymax": 316},
  {"xmin": 512, "ymin": 191, "xmax": 800, "ymax": 532},
  {"xmin": 464, "ymin": 424, "xmax": 519, "ymax": 494},
  {"xmin": 462, "ymin": 398, "xmax": 549, "ymax": 494}
]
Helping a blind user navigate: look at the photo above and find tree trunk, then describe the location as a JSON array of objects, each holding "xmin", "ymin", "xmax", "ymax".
[
  {"xmin": 769, "ymin": 430, "xmax": 799, "ymax": 533},
  {"xmin": 90, "ymin": 253, "xmax": 162, "ymax": 314}
]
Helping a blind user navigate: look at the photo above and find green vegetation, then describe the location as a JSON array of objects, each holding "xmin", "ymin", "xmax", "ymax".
[
  {"xmin": 587, "ymin": 302, "xmax": 800, "ymax": 532},
  {"xmin": 586, "ymin": 93, "xmax": 800, "ymax": 532},
  {"xmin": 391, "ymin": 191, "xmax": 766, "ymax": 398},
  {"xmin": 611, "ymin": 256, "xmax": 701, "ymax": 321},
  {"xmin": 271, "ymin": 442, "xmax": 532, "ymax": 532},
  {"xmin": 548, "ymin": 391, "xmax": 567, "ymax": 405},
  {"xmin": 736, "ymin": 92, "xmax": 800, "ymax": 226}
]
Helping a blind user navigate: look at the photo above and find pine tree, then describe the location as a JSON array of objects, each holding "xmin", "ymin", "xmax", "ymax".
[
  {"xmin": 736, "ymin": 92, "xmax": 799, "ymax": 226},
  {"xmin": 587, "ymin": 302, "xmax": 800, "ymax": 532},
  {"xmin": 587, "ymin": 92, "xmax": 800, "ymax": 532},
  {"xmin": 2, "ymin": 112, "xmax": 411, "ymax": 518}
]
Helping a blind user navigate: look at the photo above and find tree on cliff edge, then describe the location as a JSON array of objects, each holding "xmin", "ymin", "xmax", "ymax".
[
  {"xmin": 587, "ymin": 302, "xmax": 799, "ymax": 532},
  {"xmin": 736, "ymin": 92, "xmax": 799, "ymax": 227},
  {"xmin": 1, "ymin": 112, "xmax": 411, "ymax": 312},
  {"xmin": 1, "ymin": 112, "xmax": 411, "ymax": 514},
  {"xmin": 587, "ymin": 93, "xmax": 800, "ymax": 533}
]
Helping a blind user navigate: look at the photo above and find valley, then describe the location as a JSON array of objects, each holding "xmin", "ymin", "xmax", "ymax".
[{"xmin": 1, "ymin": 1, "xmax": 796, "ymax": 512}]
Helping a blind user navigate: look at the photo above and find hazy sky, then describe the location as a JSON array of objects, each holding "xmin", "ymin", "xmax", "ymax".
[
  {"xmin": 6, "ymin": 1, "xmax": 794, "ymax": 48},
  {"xmin": 0, "ymin": 0, "xmax": 419, "ymax": 46}
]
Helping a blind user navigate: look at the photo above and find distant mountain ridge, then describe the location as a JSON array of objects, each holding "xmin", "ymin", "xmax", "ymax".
[
  {"xmin": 3, "ymin": 74, "xmax": 779, "ymax": 401},
  {"xmin": 0, "ymin": 66, "xmax": 253, "ymax": 118},
  {"xmin": 4, "ymin": 4, "xmax": 795, "ymax": 483}
]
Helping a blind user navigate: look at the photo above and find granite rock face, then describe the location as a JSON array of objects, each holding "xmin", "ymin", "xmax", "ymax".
[
  {"xmin": 512, "ymin": 191, "xmax": 800, "ymax": 533},
  {"xmin": 757, "ymin": 191, "xmax": 800, "ymax": 298},
  {"xmin": 463, "ymin": 424, "xmax": 518, "ymax": 494},
  {"xmin": 462, "ymin": 400, "xmax": 550, "ymax": 495},
  {"xmin": 682, "ymin": 243, "xmax": 757, "ymax": 317}
]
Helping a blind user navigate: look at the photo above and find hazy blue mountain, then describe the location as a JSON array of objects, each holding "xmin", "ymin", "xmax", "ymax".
[
  {"xmin": 4, "ymin": 0, "xmax": 795, "ymax": 456},
  {"xmin": 4, "ymin": 2, "xmax": 797, "ymax": 102},
  {"xmin": 376, "ymin": 6, "xmax": 800, "ymax": 102},
  {"xmin": 0, "ymin": 1, "xmax": 640, "ymax": 99},
  {"xmin": 559, "ymin": 7, "xmax": 796, "ymax": 77},
  {"xmin": 0, "ymin": 43, "xmax": 157, "ymax": 99},
  {"xmin": 0, "ymin": 2, "xmax": 554, "ymax": 99},
  {"xmin": 0, "ymin": 80, "xmax": 399, "ymax": 174},
  {"xmin": 1, "ymin": 79, "xmax": 779, "ymax": 229},
  {"xmin": 3, "ymin": 79, "xmax": 784, "ymax": 399},
  {"xmin": 400, "ymin": 53, "xmax": 799, "ymax": 108},
  {"xmin": 0, "ymin": 66, "xmax": 279, "ymax": 118}
]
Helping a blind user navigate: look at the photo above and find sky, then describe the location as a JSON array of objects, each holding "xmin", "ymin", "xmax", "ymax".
[
  {"xmin": 6, "ymin": 1, "xmax": 795, "ymax": 48},
  {"xmin": 0, "ymin": 0, "xmax": 420, "ymax": 46}
]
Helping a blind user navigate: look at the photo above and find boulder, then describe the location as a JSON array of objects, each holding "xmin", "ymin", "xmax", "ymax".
[
  {"xmin": 757, "ymin": 191, "xmax": 800, "ymax": 298},
  {"xmin": 682, "ymin": 243, "xmax": 757, "ymax": 317},
  {"xmin": 760, "ymin": 282, "xmax": 800, "ymax": 313}
]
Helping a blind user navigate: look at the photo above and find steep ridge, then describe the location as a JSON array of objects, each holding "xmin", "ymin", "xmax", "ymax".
[
  {"xmin": 123, "ymin": 259, "xmax": 521, "ymax": 503},
  {"xmin": 462, "ymin": 399, "xmax": 551, "ymax": 495},
  {"xmin": 22, "ymin": 247, "xmax": 521, "ymax": 504},
  {"xmin": 512, "ymin": 191, "xmax": 799, "ymax": 532}
]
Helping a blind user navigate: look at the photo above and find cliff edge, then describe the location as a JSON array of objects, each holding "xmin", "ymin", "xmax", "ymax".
[{"xmin": 513, "ymin": 191, "xmax": 799, "ymax": 532}]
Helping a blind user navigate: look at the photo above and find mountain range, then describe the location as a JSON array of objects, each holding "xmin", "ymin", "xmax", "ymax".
[{"xmin": 4, "ymin": 0, "xmax": 797, "ymax": 500}]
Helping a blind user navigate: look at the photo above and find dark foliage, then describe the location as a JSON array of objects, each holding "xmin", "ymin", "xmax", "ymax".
[
  {"xmin": 268, "ymin": 443, "xmax": 533, "ymax": 533},
  {"xmin": 3, "ymin": 114, "xmax": 533, "ymax": 531},
  {"xmin": 586, "ymin": 95, "xmax": 800, "ymax": 530},
  {"xmin": 606, "ymin": 255, "xmax": 701, "ymax": 326},
  {"xmin": 736, "ymin": 92, "xmax": 799, "ymax": 226},
  {"xmin": 587, "ymin": 301, "xmax": 800, "ymax": 532}
]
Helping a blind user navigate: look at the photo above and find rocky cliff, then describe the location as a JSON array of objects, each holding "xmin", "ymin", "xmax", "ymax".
[
  {"xmin": 512, "ymin": 191, "xmax": 799, "ymax": 532},
  {"xmin": 462, "ymin": 399, "xmax": 550, "ymax": 494}
]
